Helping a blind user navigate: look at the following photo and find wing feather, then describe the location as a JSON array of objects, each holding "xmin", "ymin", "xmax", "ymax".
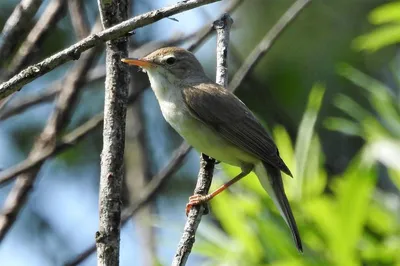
[{"xmin": 182, "ymin": 82, "xmax": 292, "ymax": 176}]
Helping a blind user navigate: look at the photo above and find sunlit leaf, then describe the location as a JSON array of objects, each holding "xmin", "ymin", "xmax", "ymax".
[
  {"xmin": 302, "ymin": 136, "xmax": 327, "ymax": 199},
  {"xmin": 294, "ymin": 84, "xmax": 325, "ymax": 199},
  {"xmin": 366, "ymin": 201, "xmax": 398, "ymax": 236},
  {"xmin": 369, "ymin": 2, "xmax": 400, "ymax": 24},
  {"xmin": 331, "ymin": 161, "xmax": 377, "ymax": 266},
  {"xmin": 333, "ymin": 94, "xmax": 371, "ymax": 121},
  {"xmin": 353, "ymin": 24, "xmax": 400, "ymax": 52},
  {"xmin": 324, "ymin": 117, "xmax": 361, "ymax": 136},
  {"xmin": 211, "ymin": 184, "xmax": 263, "ymax": 262},
  {"xmin": 337, "ymin": 63, "xmax": 394, "ymax": 97},
  {"xmin": 337, "ymin": 64, "xmax": 400, "ymax": 136}
]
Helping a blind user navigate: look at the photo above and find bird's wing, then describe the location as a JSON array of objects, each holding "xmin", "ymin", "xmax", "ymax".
[{"xmin": 182, "ymin": 82, "xmax": 292, "ymax": 176}]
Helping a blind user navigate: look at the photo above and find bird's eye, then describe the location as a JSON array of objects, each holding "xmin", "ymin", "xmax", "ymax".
[{"xmin": 165, "ymin": 57, "xmax": 176, "ymax": 65}]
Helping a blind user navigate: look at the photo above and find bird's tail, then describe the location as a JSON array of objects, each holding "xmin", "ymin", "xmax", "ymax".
[{"xmin": 254, "ymin": 162, "xmax": 303, "ymax": 252}]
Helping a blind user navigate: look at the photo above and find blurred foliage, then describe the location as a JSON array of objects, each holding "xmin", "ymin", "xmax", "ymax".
[
  {"xmin": 354, "ymin": 1, "xmax": 400, "ymax": 52},
  {"xmin": 195, "ymin": 85, "xmax": 400, "ymax": 266}
]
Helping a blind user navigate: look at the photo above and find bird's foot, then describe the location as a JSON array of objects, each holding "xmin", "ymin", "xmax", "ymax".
[{"xmin": 185, "ymin": 194, "xmax": 210, "ymax": 216}]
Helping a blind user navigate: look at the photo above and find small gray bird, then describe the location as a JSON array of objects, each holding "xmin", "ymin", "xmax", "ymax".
[{"xmin": 122, "ymin": 47, "xmax": 302, "ymax": 252}]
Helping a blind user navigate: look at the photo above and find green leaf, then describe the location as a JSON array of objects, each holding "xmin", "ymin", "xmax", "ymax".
[
  {"xmin": 369, "ymin": 2, "xmax": 400, "ymax": 24},
  {"xmin": 333, "ymin": 94, "xmax": 371, "ymax": 121},
  {"xmin": 210, "ymin": 184, "xmax": 263, "ymax": 262},
  {"xmin": 354, "ymin": 24, "xmax": 400, "ymax": 52},
  {"xmin": 331, "ymin": 161, "xmax": 377, "ymax": 266},
  {"xmin": 294, "ymin": 84, "xmax": 325, "ymax": 199},
  {"xmin": 302, "ymin": 136, "xmax": 327, "ymax": 199},
  {"xmin": 324, "ymin": 117, "xmax": 361, "ymax": 136}
]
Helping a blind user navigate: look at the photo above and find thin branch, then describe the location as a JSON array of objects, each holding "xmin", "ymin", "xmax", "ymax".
[
  {"xmin": 172, "ymin": 13, "xmax": 233, "ymax": 266},
  {"xmin": 64, "ymin": 142, "xmax": 191, "ymax": 266},
  {"xmin": 3, "ymin": 0, "xmax": 67, "ymax": 80},
  {"xmin": 68, "ymin": 0, "xmax": 91, "ymax": 40},
  {"xmin": 95, "ymin": 0, "xmax": 129, "ymax": 264},
  {"xmin": 228, "ymin": 0, "xmax": 312, "ymax": 92},
  {"xmin": 0, "ymin": 0, "xmax": 221, "ymax": 100},
  {"xmin": 0, "ymin": 27, "xmax": 102, "ymax": 242},
  {"xmin": 0, "ymin": 0, "xmax": 43, "ymax": 64}
]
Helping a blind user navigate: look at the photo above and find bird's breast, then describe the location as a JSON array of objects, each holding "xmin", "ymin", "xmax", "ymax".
[{"xmin": 158, "ymin": 98, "xmax": 258, "ymax": 167}]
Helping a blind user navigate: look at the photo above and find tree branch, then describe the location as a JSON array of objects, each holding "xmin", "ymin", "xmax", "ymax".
[
  {"xmin": 171, "ymin": 13, "xmax": 233, "ymax": 266},
  {"xmin": 95, "ymin": 0, "xmax": 129, "ymax": 264},
  {"xmin": 68, "ymin": 0, "xmax": 91, "ymax": 40},
  {"xmin": 228, "ymin": 0, "xmax": 312, "ymax": 92},
  {"xmin": 0, "ymin": 0, "xmax": 221, "ymax": 100}
]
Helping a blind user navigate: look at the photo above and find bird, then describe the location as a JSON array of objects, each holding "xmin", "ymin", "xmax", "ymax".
[{"xmin": 121, "ymin": 47, "xmax": 302, "ymax": 252}]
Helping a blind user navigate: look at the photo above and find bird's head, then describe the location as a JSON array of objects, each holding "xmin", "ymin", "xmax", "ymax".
[{"xmin": 122, "ymin": 47, "xmax": 207, "ymax": 84}]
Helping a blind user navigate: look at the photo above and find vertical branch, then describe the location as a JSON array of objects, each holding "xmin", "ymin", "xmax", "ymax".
[
  {"xmin": 214, "ymin": 14, "xmax": 232, "ymax": 87},
  {"xmin": 96, "ymin": 0, "xmax": 129, "ymax": 265},
  {"xmin": 68, "ymin": 0, "xmax": 91, "ymax": 40},
  {"xmin": 172, "ymin": 13, "xmax": 233, "ymax": 266},
  {"xmin": 124, "ymin": 2, "xmax": 156, "ymax": 264}
]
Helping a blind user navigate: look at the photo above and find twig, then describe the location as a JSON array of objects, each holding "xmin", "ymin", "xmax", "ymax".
[
  {"xmin": 228, "ymin": 0, "xmax": 312, "ymax": 92},
  {"xmin": 0, "ymin": 0, "xmax": 221, "ymax": 100},
  {"xmin": 3, "ymin": 0, "xmax": 67, "ymax": 80},
  {"xmin": 171, "ymin": 13, "xmax": 233, "ymax": 266},
  {"xmin": 0, "ymin": 0, "xmax": 43, "ymax": 64},
  {"xmin": 68, "ymin": 0, "xmax": 91, "ymax": 40},
  {"xmin": 0, "ymin": 25, "xmax": 101, "ymax": 242},
  {"xmin": 64, "ymin": 143, "xmax": 191, "ymax": 266},
  {"xmin": 186, "ymin": 0, "xmax": 242, "ymax": 52},
  {"xmin": 95, "ymin": 0, "xmax": 129, "ymax": 264}
]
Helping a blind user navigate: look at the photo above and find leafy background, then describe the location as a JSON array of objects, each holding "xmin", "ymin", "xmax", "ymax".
[{"xmin": 0, "ymin": 0, "xmax": 399, "ymax": 265}]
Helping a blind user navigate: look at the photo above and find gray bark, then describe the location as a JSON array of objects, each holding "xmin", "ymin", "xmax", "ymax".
[{"xmin": 96, "ymin": 0, "xmax": 129, "ymax": 265}]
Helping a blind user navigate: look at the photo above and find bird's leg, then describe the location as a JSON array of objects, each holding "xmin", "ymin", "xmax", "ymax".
[{"xmin": 186, "ymin": 166, "xmax": 253, "ymax": 216}]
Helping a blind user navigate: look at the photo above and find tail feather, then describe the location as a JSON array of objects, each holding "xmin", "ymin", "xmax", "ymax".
[{"xmin": 255, "ymin": 162, "xmax": 303, "ymax": 252}]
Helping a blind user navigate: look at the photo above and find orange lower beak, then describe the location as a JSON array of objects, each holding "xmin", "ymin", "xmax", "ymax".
[{"xmin": 121, "ymin": 58, "xmax": 153, "ymax": 68}]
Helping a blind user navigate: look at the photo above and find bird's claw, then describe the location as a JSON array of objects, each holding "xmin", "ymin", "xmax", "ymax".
[{"xmin": 185, "ymin": 194, "xmax": 209, "ymax": 216}]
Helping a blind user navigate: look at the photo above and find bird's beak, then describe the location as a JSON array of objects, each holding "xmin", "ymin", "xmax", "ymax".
[{"xmin": 121, "ymin": 58, "xmax": 154, "ymax": 68}]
